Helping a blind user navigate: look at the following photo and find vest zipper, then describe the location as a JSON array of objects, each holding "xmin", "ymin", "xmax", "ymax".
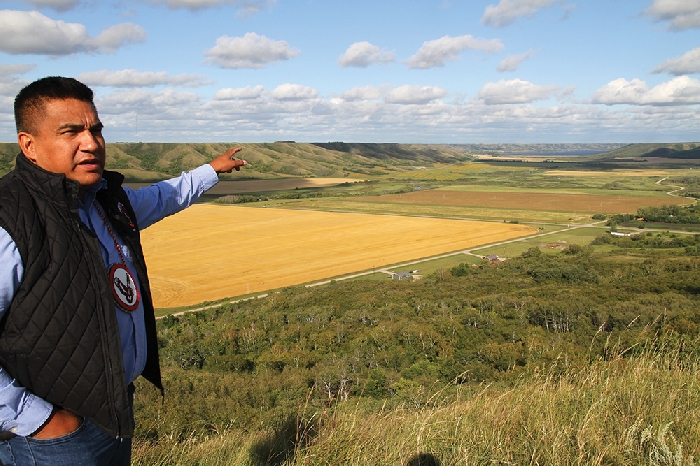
[{"xmin": 78, "ymin": 215, "xmax": 124, "ymax": 438}]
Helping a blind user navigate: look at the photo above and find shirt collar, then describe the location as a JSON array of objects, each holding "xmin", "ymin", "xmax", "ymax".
[{"xmin": 79, "ymin": 178, "xmax": 108, "ymax": 209}]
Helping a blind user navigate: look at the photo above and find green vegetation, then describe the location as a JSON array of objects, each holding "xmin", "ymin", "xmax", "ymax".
[
  {"xmin": 133, "ymin": 246, "xmax": 700, "ymax": 464},
  {"xmin": 590, "ymin": 142, "xmax": 700, "ymax": 161},
  {"xmin": 612, "ymin": 205, "xmax": 700, "ymax": 225}
]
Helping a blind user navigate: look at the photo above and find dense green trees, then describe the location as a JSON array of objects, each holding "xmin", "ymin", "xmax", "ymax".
[{"xmin": 134, "ymin": 246, "xmax": 700, "ymax": 446}]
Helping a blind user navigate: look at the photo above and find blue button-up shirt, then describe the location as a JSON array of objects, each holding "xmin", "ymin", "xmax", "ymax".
[{"xmin": 0, "ymin": 164, "xmax": 219, "ymax": 436}]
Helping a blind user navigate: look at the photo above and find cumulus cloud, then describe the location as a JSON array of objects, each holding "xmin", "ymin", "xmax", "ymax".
[
  {"xmin": 270, "ymin": 83, "xmax": 318, "ymax": 101},
  {"xmin": 97, "ymin": 88, "xmax": 202, "ymax": 115},
  {"xmin": 0, "ymin": 64, "xmax": 35, "ymax": 76},
  {"xmin": 384, "ymin": 85, "xmax": 448, "ymax": 104},
  {"xmin": 643, "ymin": 0, "xmax": 700, "ymax": 31},
  {"xmin": 214, "ymin": 85, "xmax": 265, "ymax": 100},
  {"xmin": 13, "ymin": 83, "xmax": 691, "ymax": 144},
  {"xmin": 652, "ymin": 46, "xmax": 700, "ymax": 75},
  {"xmin": 204, "ymin": 32, "xmax": 300, "ymax": 69},
  {"xmin": 404, "ymin": 35, "xmax": 504, "ymax": 69},
  {"xmin": 497, "ymin": 49, "xmax": 537, "ymax": 72},
  {"xmin": 13, "ymin": 0, "xmax": 80, "ymax": 12},
  {"xmin": 481, "ymin": 0, "xmax": 567, "ymax": 28},
  {"xmin": 0, "ymin": 64, "xmax": 34, "ymax": 97},
  {"xmin": 478, "ymin": 78, "xmax": 560, "ymax": 104},
  {"xmin": 147, "ymin": 0, "xmax": 275, "ymax": 16},
  {"xmin": 77, "ymin": 69, "xmax": 210, "ymax": 88},
  {"xmin": 0, "ymin": 11, "xmax": 145, "ymax": 55},
  {"xmin": 338, "ymin": 42, "xmax": 395, "ymax": 68},
  {"xmin": 340, "ymin": 85, "xmax": 383, "ymax": 101},
  {"xmin": 592, "ymin": 76, "xmax": 700, "ymax": 105}
]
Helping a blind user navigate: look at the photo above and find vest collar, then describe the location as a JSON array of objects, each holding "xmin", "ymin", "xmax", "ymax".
[{"xmin": 15, "ymin": 153, "xmax": 99, "ymax": 214}]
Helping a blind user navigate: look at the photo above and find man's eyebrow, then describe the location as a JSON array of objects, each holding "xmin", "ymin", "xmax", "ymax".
[{"xmin": 57, "ymin": 121, "xmax": 104, "ymax": 131}]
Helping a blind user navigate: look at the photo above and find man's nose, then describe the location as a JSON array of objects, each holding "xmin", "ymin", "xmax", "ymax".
[{"xmin": 80, "ymin": 129, "xmax": 102, "ymax": 151}]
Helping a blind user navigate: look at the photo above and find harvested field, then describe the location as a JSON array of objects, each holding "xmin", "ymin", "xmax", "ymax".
[
  {"xmin": 127, "ymin": 178, "xmax": 359, "ymax": 194},
  {"xmin": 140, "ymin": 205, "xmax": 536, "ymax": 308},
  {"xmin": 544, "ymin": 169, "xmax": 686, "ymax": 177},
  {"xmin": 356, "ymin": 190, "xmax": 692, "ymax": 213}
]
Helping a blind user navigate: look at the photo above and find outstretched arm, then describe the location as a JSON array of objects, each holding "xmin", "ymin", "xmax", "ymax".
[
  {"xmin": 209, "ymin": 147, "xmax": 247, "ymax": 173},
  {"xmin": 125, "ymin": 147, "xmax": 248, "ymax": 229}
]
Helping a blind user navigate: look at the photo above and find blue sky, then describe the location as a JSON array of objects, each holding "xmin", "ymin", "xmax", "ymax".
[{"xmin": 0, "ymin": 0, "xmax": 699, "ymax": 143}]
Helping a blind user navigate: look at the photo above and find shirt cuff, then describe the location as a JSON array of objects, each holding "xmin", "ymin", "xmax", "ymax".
[
  {"xmin": 0, "ymin": 379, "xmax": 53, "ymax": 437},
  {"xmin": 194, "ymin": 164, "xmax": 220, "ymax": 193}
]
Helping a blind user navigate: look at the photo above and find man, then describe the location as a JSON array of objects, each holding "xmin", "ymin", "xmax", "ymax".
[{"xmin": 0, "ymin": 76, "xmax": 247, "ymax": 465}]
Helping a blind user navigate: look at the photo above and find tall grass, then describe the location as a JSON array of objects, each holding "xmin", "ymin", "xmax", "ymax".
[{"xmin": 132, "ymin": 340, "xmax": 699, "ymax": 465}]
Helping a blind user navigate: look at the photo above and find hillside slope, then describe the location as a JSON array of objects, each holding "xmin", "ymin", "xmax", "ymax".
[
  {"xmin": 0, "ymin": 142, "xmax": 474, "ymax": 180},
  {"xmin": 590, "ymin": 142, "xmax": 700, "ymax": 160}
]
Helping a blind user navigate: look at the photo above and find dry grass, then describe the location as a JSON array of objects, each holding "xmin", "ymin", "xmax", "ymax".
[
  {"xmin": 357, "ymin": 190, "xmax": 692, "ymax": 213},
  {"xmin": 141, "ymin": 205, "xmax": 535, "ymax": 308},
  {"xmin": 132, "ymin": 348, "xmax": 700, "ymax": 465}
]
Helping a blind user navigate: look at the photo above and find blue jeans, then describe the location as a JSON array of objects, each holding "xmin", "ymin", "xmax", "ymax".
[{"xmin": 0, "ymin": 419, "xmax": 131, "ymax": 466}]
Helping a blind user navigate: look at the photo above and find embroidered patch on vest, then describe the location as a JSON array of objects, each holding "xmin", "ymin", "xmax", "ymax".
[
  {"xmin": 109, "ymin": 263, "xmax": 140, "ymax": 312},
  {"xmin": 117, "ymin": 202, "xmax": 135, "ymax": 230}
]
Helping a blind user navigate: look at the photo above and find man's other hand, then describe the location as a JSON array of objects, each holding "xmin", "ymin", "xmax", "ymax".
[
  {"xmin": 31, "ymin": 408, "xmax": 82, "ymax": 439},
  {"xmin": 210, "ymin": 147, "xmax": 247, "ymax": 173}
]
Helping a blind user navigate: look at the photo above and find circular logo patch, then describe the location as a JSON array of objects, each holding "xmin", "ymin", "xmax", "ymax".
[{"xmin": 109, "ymin": 263, "xmax": 140, "ymax": 312}]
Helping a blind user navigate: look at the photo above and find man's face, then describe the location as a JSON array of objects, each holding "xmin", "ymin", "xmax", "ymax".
[{"xmin": 18, "ymin": 98, "xmax": 106, "ymax": 197}]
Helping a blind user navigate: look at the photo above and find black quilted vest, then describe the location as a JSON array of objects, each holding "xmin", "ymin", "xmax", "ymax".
[{"xmin": 0, "ymin": 154, "xmax": 163, "ymax": 438}]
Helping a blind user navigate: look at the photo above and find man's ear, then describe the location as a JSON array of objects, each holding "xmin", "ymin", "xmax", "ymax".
[{"xmin": 17, "ymin": 132, "xmax": 37, "ymax": 163}]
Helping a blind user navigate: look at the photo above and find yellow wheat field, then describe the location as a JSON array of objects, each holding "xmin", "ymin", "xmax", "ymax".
[{"xmin": 140, "ymin": 205, "xmax": 537, "ymax": 308}]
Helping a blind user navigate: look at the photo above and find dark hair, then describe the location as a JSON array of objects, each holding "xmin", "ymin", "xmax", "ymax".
[{"xmin": 14, "ymin": 76, "xmax": 95, "ymax": 134}]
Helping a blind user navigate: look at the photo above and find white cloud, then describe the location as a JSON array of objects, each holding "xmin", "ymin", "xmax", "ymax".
[
  {"xmin": 481, "ymin": 0, "xmax": 566, "ymax": 28},
  {"xmin": 91, "ymin": 23, "xmax": 148, "ymax": 54},
  {"xmin": 404, "ymin": 35, "xmax": 504, "ymax": 69},
  {"xmin": 214, "ymin": 85, "xmax": 265, "ymax": 100},
  {"xmin": 643, "ymin": 0, "xmax": 700, "ymax": 31},
  {"xmin": 147, "ymin": 0, "xmax": 275, "ymax": 16},
  {"xmin": 592, "ymin": 76, "xmax": 700, "ymax": 105},
  {"xmin": 270, "ymin": 83, "xmax": 318, "ymax": 101},
  {"xmin": 77, "ymin": 69, "xmax": 209, "ymax": 88},
  {"xmin": 97, "ymin": 88, "xmax": 202, "ymax": 115},
  {"xmin": 338, "ymin": 42, "xmax": 395, "ymax": 68},
  {"xmin": 478, "ymin": 79, "xmax": 560, "ymax": 104},
  {"xmin": 652, "ymin": 46, "xmax": 700, "ymax": 75},
  {"xmin": 204, "ymin": 32, "xmax": 300, "ymax": 69},
  {"xmin": 384, "ymin": 85, "xmax": 448, "ymax": 104},
  {"xmin": 0, "ymin": 11, "xmax": 145, "ymax": 56},
  {"xmin": 22, "ymin": 84, "xmax": 692, "ymax": 144},
  {"xmin": 0, "ymin": 64, "xmax": 34, "ymax": 97},
  {"xmin": 14, "ymin": 0, "xmax": 79, "ymax": 12},
  {"xmin": 0, "ymin": 64, "xmax": 35, "ymax": 76},
  {"xmin": 340, "ymin": 85, "xmax": 383, "ymax": 101},
  {"xmin": 497, "ymin": 49, "xmax": 537, "ymax": 72}
]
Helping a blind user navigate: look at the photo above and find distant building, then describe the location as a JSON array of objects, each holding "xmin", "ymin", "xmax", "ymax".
[{"xmin": 390, "ymin": 272, "xmax": 413, "ymax": 280}]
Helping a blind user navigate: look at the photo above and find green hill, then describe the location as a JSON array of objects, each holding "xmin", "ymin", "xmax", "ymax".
[
  {"xmin": 591, "ymin": 142, "xmax": 700, "ymax": 160},
  {"xmin": 0, "ymin": 142, "xmax": 474, "ymax": 181}
]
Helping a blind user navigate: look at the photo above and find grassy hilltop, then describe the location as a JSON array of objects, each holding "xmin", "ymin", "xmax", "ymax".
[
  {"xmin": 0, "ymin": 142, "xmax": 474, "ymax": 181},
  {"xmin": 132, "ymin": 245, "xmax": 700, "ymax": 465},
  {"xmin": 4, "ymin": 141, "xmax": 700, "ymax": 181}
]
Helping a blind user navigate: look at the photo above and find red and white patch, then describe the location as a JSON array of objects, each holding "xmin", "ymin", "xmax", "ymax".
[
  {"xmin": 117, "ymin": 202, "xmax": 135, "ymax": 229},
  {"xmin": 109, "ymin": 263, "xmax": 140, "ymax": 312}
]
